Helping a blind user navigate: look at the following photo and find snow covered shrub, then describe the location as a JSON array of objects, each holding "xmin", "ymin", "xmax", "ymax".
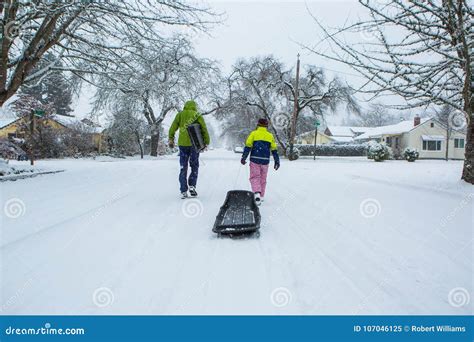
[
  {"xmin": 403, "ymin": 148, "xmax": 419, "ymax": 162},
  {"xmin": 288, "ymin": 147, "xmax": 300, "ymax": 160},
  {"xmin": 367, "ymin": 142, "xmax": 391, "ymax": 162},
  {"xmin": 0, "ymin": 139, "xmax": 27, "ymax": 160}
]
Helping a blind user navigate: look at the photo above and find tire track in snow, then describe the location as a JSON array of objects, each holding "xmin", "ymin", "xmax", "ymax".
[
  {"xmin": 256, "ymin": 229, "xmax": 300, "ymax": 314},
  {"xmin": 157, "ymin": 158, "xmax": 227, "ymax": 314}
]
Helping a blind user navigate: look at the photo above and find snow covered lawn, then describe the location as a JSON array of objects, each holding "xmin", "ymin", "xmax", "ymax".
[{"xmin": 1, "ymin": 150, "xmax": 472, "ymax": 315}]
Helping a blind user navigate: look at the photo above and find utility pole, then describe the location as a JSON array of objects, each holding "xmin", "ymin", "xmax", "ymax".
[
  {"xmin": 313, "ymin": 117, "xmax": 320, "ymax": 161},
  {"xmin": 313, "ymin": 126, "xmax": 318, "ymax": 161},
  {"xmin": 29, "ymin": 110, "xmax": 35, "ymax": 166},
  {"xmin": 28, "ymin": 109, "xmax": 45, "ymax": 166},
  {"xmin": 445, "ymin": 118, "xmax": 450, "ymax": 161},
  {"xmin": 288, "ymin": 53, "xmax": 300, "ymax": 160}
]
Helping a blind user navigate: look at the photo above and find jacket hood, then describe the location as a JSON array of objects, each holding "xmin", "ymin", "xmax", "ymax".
[{"xmin": 183, "ymin": 100, "xmax": 197, "ymax": 111}]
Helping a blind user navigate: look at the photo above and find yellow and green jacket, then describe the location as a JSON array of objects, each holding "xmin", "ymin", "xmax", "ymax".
[
  {"xmin": 169, "ymin": 101, "xmax": 210, "ymax": 147},
  {"xmin": 242, "ymin": 127, "xmax": 280, "ymax": 165}
]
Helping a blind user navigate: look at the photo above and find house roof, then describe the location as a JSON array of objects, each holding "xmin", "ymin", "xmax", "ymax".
[
  {"xmin": 0, "ymin": 114, "xmax": 103, "ymax": 133},
  {"xmin": 53, "ymin": 115, "xmax": 103, "ymax": 133},
  {"xmin": 355, "ymin": 118, "xmax": 431, "ymax": 140},
  {"xmin": 0, "ymin": 117, "xmax": 20, "ymax": 129},
  {"xmin": 1, "ymin": 106, "xmax": 31, "ymax": 129},
  {"xmin": 349, "ymin": 126, "xmax": 372, "ymax": 134},
  {"xmin": 326, "ymin": 126, "xmax": 354, "ymax": 137},
  {"xmin": 326, "ymin": 125, "xmax": 373, "ymax": 137}
]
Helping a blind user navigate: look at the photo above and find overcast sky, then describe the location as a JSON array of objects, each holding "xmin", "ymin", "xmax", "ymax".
[
  {"xmin": 195, "ymin": 1, "xmax": 364, "ymax": 74},
  {"xmin": 70, "ymin": 0, "xmax": 409, "ymax": 125},
  {"xmin": 193, "ymin": 0, "xmax": 375, "ymax": 124}
]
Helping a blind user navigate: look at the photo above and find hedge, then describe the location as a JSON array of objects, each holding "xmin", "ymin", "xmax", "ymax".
[{"xmin": 293, "ymin": 144, "xmax": 368, "ymax": 157}]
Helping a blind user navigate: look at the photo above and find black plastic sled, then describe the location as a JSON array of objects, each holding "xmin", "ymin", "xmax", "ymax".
[
  {"xmin": 187, "ymin": 123, "xmax": 206, "ymax": 152},
  {"xmin": 212, "ymin": 190, "xmax": 261, "ymax": 236}
]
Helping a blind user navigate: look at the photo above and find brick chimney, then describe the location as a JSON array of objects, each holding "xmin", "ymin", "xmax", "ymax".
[{"xmin": 414, "ymin": 116, "xmax": 421, "ymax": 126}]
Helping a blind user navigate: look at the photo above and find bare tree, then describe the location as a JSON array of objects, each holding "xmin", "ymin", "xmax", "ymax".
[
  {"xmin": 0, "ymin": 0, "xmax": 218, "ymax": 106},
  {"xmin": 92, "ymin": 37, "xmax": 219, "ymax": 156},
  {"xmin": 354, "ymin": 103, "xmax": 398, "ymax": 127},
  {"xmin": 222, "ymin": 56, "xmax": 358, "ymax": 154},
  {"xmin": 304, "ymin": 0, "xmax": 473, "ymax": 183}
]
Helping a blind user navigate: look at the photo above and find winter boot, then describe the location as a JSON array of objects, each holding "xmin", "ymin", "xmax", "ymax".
[
  {"xmin": 181, "ymin": 191, "xmax": 188, "ymax": 199},
  {"xmin": 189, "ymin": 186, "xmax": 198, "ymax": 197},
  {"xmin": 254, "ymin": 192, "xmax": 261, "ymax": 206}
]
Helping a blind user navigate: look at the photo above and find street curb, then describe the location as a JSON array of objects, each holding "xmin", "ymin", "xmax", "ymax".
[{"xmin": 0, "ymin": 170, "xmax": 65, "ymax": 182}]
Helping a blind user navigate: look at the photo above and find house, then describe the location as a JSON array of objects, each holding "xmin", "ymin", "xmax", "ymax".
[
  {"xmin": 296, "ymin": 125, "xmax": 374, "ymax": 145},
  {"xmin": 324, "ymin": 125, "xmax": 372, "ymax": 143},
  {"xmin": 0, "ymin": 114, "xmax": 105, "ymax": 153},
  {"xmin": 296, "ymin": 130, "xmax": 334, "ymax": 145},
  {"xmin": 53, "ymin": 115, "xmax": 105, "ymax": 152},
  {"xmin": 355, "ymin": 117, "xmax": 466, "ymax": 159}
]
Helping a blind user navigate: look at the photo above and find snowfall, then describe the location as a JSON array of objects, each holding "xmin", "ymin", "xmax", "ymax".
[{"xmin": 1, "ymin": 149, "xmax": 472, "ymax": 315}]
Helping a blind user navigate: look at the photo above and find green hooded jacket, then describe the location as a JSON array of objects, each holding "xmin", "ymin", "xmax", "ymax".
[{"xmin": 168, "ymin": 100, "xmax": 210, "ymax": 147}]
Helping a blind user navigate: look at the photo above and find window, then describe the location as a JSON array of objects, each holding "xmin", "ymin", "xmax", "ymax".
[
  {"xmin": 395, "ymin": 137, "xmax": 399, "ymax": 148},
  {"xmin": 386, "ymin": 136, "xmax": 392, "ymax": 145},
  {"xmin": 430, "ymin": 123, "xmax": 434, "ymax": 128},
  {"xmin": 422, "ymin": 140, "xmax": 442, "ymax": 151},
  {"xmin": 454, "ymin": 138, "xmax": 465, "ymax": 149}
]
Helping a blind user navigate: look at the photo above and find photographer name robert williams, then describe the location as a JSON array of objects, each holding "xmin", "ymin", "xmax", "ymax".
[
  {"xmin": 409, "ymin": 325, "xmax": 466, "ymax": 333},
  {"xmin": 353, "ymin": 325, "xmax": 466, "ymax": 333}
]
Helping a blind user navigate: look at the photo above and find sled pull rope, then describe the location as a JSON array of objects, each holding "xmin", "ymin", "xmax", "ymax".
[{"xmin": 233, "ymin": 162, "xmax": 243, "ymax": 189}]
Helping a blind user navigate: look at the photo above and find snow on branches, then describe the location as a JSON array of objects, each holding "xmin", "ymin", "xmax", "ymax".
[{"xmin": 0, "ymin": 0, "xmax": 219, "ymax": 106}]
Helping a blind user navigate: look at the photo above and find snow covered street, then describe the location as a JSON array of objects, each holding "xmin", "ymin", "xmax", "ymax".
[{"xmin": 1, "ymin": 150, "xmax": 472, "ymax": 315}]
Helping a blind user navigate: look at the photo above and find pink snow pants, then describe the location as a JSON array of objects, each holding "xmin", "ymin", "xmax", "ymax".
[{"xmin": 249, "ymin": 162, "xmax": 269, "ymax": 197}]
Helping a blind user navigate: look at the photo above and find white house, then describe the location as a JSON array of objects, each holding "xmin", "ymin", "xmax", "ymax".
[{"xmin": 355, "ymin": 117, "xmax": 466, "ymax": 159}]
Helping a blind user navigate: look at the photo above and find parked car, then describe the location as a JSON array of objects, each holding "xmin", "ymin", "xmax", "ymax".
[
  {"xmin": 233, "ymin": 146, "xmax": 244, "ymax": 154},
  {"xmin": 17, "ymin": 153, "xmax": 28, "ymax": 161}
]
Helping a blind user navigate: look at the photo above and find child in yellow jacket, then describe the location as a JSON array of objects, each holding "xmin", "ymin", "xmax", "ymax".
[{"xmin": 240, "ymin": 118, "xmax": 280, "ymax": 205}]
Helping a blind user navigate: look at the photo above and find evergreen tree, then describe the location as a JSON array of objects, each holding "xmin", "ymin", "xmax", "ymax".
[{"xmin": 18, "ymin": 53, "xmax": 73, "ymax": 116}]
